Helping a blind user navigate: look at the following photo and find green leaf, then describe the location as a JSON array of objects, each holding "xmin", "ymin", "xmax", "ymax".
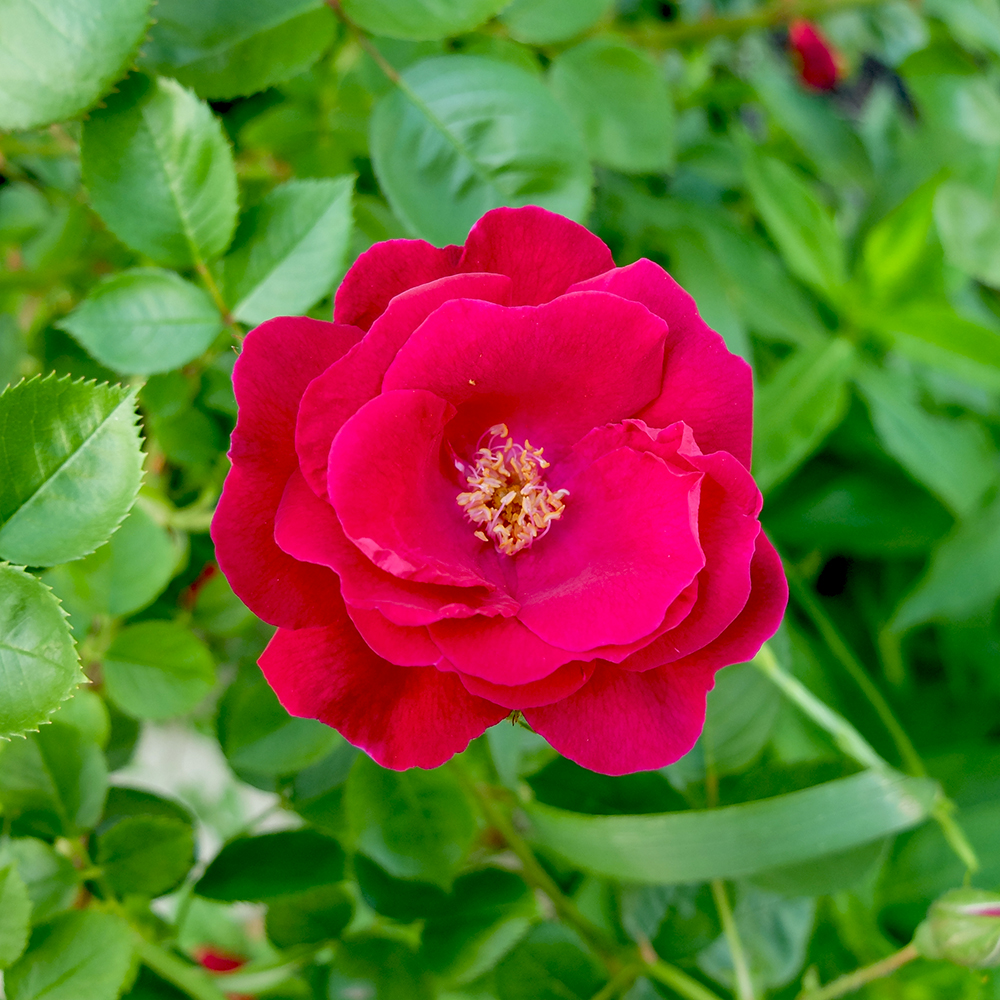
[
  {"xmin": 550, "ymin": 38, "xmax": 674, "ymax": 174},
  {"xmin": 44, "ymin": 503, "xmax": 183, "ymax": 624},
  {"xmin": 332, "ymin": 935, "xmax": 435, "ymax": 1000},
  {"xmin": 191, "ymin": 571, "xmax": 254, "ymax": 637},
  {"xmin": 195, "ymin": 830, "xmax": 345, "ymax": 901},
  {"xmin": 4, "ymin": 910, "xmax": 134, "ymax": 1000},
  {"xmin": 422, "ymin": 868, "xmax": 537, "ymax": 983},
  {"xmin": 855, "ymin": 365, "xmax": 999, "ymax": 518},
  {"xmin": 81, "ymin": 74, "xmax": 238, "ymax": 268},
  {"xmin": 369, "ymin": 55, "xmax": 593, "ymax": 246},
  {"xmin": 341, "ymin": 0, "xmax": 509, "ymax": 40},
  {"xmin": 0, "ymin": 839, "xmax": 79, "ymax": 926},
  {"xmin": 495, "ymin": 923, "xmax": 606, "ymax": 1000},
  {"xmin": 500, "ymin": 0, "xmax": 613, "ymax": 44},
  {"xmin": 749, "ymin": 838, "xmax": 889, "ymax": 897},
  {"xmin": 525, "ymin": 770, "xmax": 939, "ymax": 884},
  {"xmin": 97, "ymin": 815, "xmax": 196, "ymax": 897},
  {"xmin": 102, "ymin": 621, "xmax": 215, "ymax": 721},
  {"xmin": 0, "ymin": 722, "xmax": 107, "ymax": 839},
  {"xmin": 58, "ymin": 269, "xmax": 223, "ymax": 376},
  {"xmin": 753, "ymin": 338, "xmax": 855, "ymax": 494},
  {"xmin": 0, "ymin": 564, "xmax": 82, "ymax": 739},
  {"xmin": 0, "ymin": 376, "xmax": 143, "ymax": 567},
  {"xmin": 743, "ymin": 152, "xmax": 847, "ymax": 298},
  {"xmin": 223, "ymin": 177, "xmax": 354, "ymax": 326},
  {"xmin": 139, "ymin": 0, "xmax": 337, "ymax": 100},
  {"xmin": 934, "ymin": 180, "xmax": 1000, "ymax": 288},
  {"xmin": 346, "ymin": 754, "xmax": 476, "ymax": 889},
  {"xmin": 99, "ymin": 785, "xmax": 195, "ymax": 832},
  {"xmin": 52, "ymin": 688, "xmax": 111, "ymax": 749},
  {"xmin": 0, "ymin": 864, "xmax": 31, "ymax": 969},
  {"xmin": 891, "ymin": 496, "xmax": 1000, "ymax": 630},
  {"xmin": 0, "ymin": 0, "xmax": 152, "ymax": 130},
  {"xmin": 265, "ymin": 884, "xmax": 354, "ymax": 948},
  {"xmin": 353, "ymin": 853, "xmax": 450, "ymax": 921}
]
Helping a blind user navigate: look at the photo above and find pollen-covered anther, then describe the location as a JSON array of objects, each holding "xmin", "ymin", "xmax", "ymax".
[{"xmin": 456, "ymin": 423, "xmax": 569, "ymax": 556}]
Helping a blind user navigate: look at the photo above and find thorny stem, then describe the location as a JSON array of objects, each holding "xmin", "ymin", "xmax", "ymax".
[
  {"xmin": 711, "ymin": 880, "xmax": 756, "ymax": 1000},
  {"xmin": 796, "ymin": 943, "xmax": 920, "ymax": 1000},
  {"xmin": 194, "ymin": 259, "xmax": 244, "ymax": 346}
]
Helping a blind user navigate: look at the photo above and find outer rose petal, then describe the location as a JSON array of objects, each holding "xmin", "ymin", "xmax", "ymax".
[
  {"xmin": 457, "ymin": 206, "xmax": 615, "ymax": 305},
  {"xmin": 298, "ymin": 272, "xmax": 512, "ymax": 498},
  {"xmin": 328, "ymin": 389, "xmax": 506, "ymax": 591},
  {"xmin": 458, "ymin": 660, "xmax": 595, "ymax": 709},
  {"xmin": 345, "ymin": 606, "xmax": 443, "ymax": 667},
  {"xmin": 524, "ymin": 660, "xmax": 717, "ymax": 775},
  {"xmin": 260, "ymin": 614, "xmax": 507, "ymax": 769},
  {"xmin": 570, "ymin": 259, "xmax": 753, "ymax": 468},
  {"xmin": 333, "ymin": 239, "xmax": 461, "ymax": 331},
  {"xmin": 382, "ymin": 293, "xmax": 667, "ymax": 459},
  {"xmin": 213, "ymin": 467, "xmax": 341, "ymax": 628},
  {"xmin": 517, "ymin": 448, "xmax": 705, "ymax": 651},
  {"xmin": 274, "ymin": 469, "xmax": 516, "ymax": 625}
]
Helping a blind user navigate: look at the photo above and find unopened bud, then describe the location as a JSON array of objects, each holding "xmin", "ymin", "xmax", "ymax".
[{"xmin": 914, "ymin": 889, "xmax": 1000, "ymax": 968}]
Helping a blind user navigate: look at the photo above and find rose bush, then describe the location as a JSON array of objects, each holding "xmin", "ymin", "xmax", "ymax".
[{"xmin": 212, "ymin": 206, "xmax": 787, "ymax": 774}]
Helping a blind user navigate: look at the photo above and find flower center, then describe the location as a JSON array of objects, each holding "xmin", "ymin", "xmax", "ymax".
[{"xmin": 456, "ymin": 424, "xmax": 569, "ymax": 556}]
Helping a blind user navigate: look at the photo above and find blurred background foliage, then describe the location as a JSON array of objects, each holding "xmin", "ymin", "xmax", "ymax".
[{"xmin": 0, "ymin": 0, "xmax": 999, "ymax": 999}]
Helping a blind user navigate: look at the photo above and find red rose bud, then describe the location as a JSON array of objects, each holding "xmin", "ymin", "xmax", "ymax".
[
  {"xmin": 194, "ymin": 946, "xmax": 246, "ymax": 973},
  {"xmin": 914, "ymin": 889, "xmax": 1000, "ymax": 968},
  {"xmin": 789, "ymin": 19, "xmax": 842, "ymax": 91}
]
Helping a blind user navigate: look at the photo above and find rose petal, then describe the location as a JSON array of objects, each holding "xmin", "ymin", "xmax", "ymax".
[
  {"xmin": 524, "ymin": 660, "xmax": 717, "ymax": 775},
  {"xmin": 259, "ymin": 614, "xmax": 507, "ymax": 770},
  {"xmin": 213, "ymin": 466, "xmax": 341, "ymax": 628},
  {"xmin": 570, "ymin": 259, "xmax": 753, "ymax": 468},
  {"xmin": 274, "ymin": 468, "xmax": 516, "ymax": 625},
  {"xmin": 457, "ymin": 206, "xmax": 615, "ymax": 305},
  {"xmin": 345, "ymin": 606, "xmax": 443, "ymax": 666},
  {"xmin": 429, "ymin": 615, "xmax": 580, "ymax": 685},
  {"xmin": 382, "ymin": 293, "xmax": 667, "ymax": 459},
  {"xmin": 457, "ymin": 660, "xmax": 595, "ymax": 709},
  {"xmin": 328, "ymin": 389, "xmax": 507, "ymax": 591},
  {"xmin": 516, "ymin": 448, "xmax": 705, "ymax": 651},
  {"xmin": 333, "ymin": 238, "xmax": 461, "ymax": 331},
  {"xmin": 298, "ymin": 272, "xmax": 512, "ymax": 498},
  {"xmin": 228, "ymin": 316, "xmax": 363, "ymax": 471}
]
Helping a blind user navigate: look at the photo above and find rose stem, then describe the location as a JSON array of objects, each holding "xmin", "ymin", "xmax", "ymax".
[
  {"xmin": 795, "ymin": 943, "xmax": 920, "ymax": 1000},
  {"xmin": 194, "ymin": 259, "xmax": 244, "ymax": 346}
]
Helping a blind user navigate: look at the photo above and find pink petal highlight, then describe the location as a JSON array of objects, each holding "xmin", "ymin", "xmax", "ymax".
[
  {"xmin": 298, "ymin": 272, "xmax": 512, "ymax": 498},
  {"xmin": 525, "ymin": 660, "xmax": 717, "ymax": 775},
  {"xmin": 260, "ymin": 615, "xmax": 507, "ymax": 770},
  {"xmin": 457, "ymin": 206, "xmax": 615, "ymax": 305},
  {"xmin": 570, "ymin": 259, "xmax": 753, "ymax": 468},
  {"xmin": 458, "ymin": 660, "xmax": 596, "ymax": 709},
  {"xmin": 333, "ymin": 239, "xmax": 461, "ymax": 331}
]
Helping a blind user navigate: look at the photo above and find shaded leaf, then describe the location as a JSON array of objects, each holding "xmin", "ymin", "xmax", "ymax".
[
  {"xmin": 341, "ymin": 0, "xmax": 509, "ymax": 40},
  {"xmin": 265, "ymin": 884, "xmax": 354, "ymax": 948},
  {"xmin": 0, "ymin": 864, "xmax": 31, "ymax": 969},
  {"xmin": 501, "ymin": 0, "xmax": 613, "ymax": 44},
  {"xmin": 495, "ymin": 923, "xmax": 606, "ymax": 1000},
  {"xmin": 97, "ymin": 815, "xmax": 195, "ymax": 898},
  {"xmin": 0, "ymin": 839, "xmax": 78, "ymax": 926}
]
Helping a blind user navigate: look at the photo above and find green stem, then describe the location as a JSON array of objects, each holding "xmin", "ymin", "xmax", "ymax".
[
  {"xmin": 784, "ymin": 558, "xmax": 925, "ymax": 777},
  {"xmin": 589, "ymin": 963, "xmax": 642, "ymax": 1000},
  {"xmin": 627, "ymin": 0, "xmax": 893, "ymax": 47},
  {"xmin": 796, "ymin": 943, "xmax": 919, "ymax": 1000},
  {"xmin": 132, "ymin": 934, "xmax": 231, "ymax": 1000},
  {"xmin": 711, "ymin": 880, "xmax": 755, "ymax": 1000},
  {"xmin": 645, "ymin": 960, "xmax": 729, "ymax": 1000},
  {"xmin": 194, "ymin": 260, "xmax": 244, "ymax": 346}
]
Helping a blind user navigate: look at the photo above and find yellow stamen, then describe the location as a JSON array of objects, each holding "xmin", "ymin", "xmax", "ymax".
[{"xmin": 456, "ymin": 423, "xmax": 569, "ymax": 556}]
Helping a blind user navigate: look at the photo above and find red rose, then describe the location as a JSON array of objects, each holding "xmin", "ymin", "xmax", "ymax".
[
  {"xmin": 789, "ymin": 19, "xmax": 842, "ymax": 91},
  {"xmin": 211, "ymin": 207, "xmax": 786, "ymax": 775}
]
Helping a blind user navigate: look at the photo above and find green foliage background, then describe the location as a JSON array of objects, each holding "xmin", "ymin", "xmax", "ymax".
[{"xmin": 1, "ymin": 1, "xmax": 999, "ymax": 998}]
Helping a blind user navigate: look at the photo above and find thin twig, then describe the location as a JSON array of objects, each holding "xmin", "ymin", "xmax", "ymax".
[
  {"xmin": 194, "ymin": 260, "xmax": 244, "ymax": 346},
  {"xmin": 712, "ymin": 880, "xmax": 756, "ymax": 1000},
  {"xmin": 796, "ymin": 943, "xmax": 920, "ymax": 1000}
]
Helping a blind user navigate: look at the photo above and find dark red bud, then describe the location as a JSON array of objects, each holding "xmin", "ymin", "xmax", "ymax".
[
  {"xmin": 789, "ymin": 19, "xmax": 842, "ymax": 91},
  {"xmin": 193, "ymin": 946, "xmax": 246, "ymax": 973}
]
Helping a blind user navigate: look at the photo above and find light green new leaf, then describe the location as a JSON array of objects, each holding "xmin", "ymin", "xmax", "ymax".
[
  {"xmin": 224, "ymin": 177, "xmax": 354, "ymax": 326},
  {"xmin": 527, "ymin": 770, "xmax": 938, "ymax": 884},
  {"xmin": 81, "ymin": 74, "xmax": 238, "ymax": 268},
  {"xmin": 550, "ymin": 38, "xmax": 674, "ymax": 174},
  {"xmin": 0, "ymin": 376, "xmax": 143, "ymax": 567},
  {"xmin": 501, "ymin": 0, "xmax": 613, "ymax": 44},
  {"xmin": 0, "ymin": 0, "xmax": 152, "ymax": 130},
  {"xmin": 743, "ymin": 152, "xmax": 847, "ymax": 299},
  {"xmin": 856, "ymin": 365, "xmax": 998, "ymax": 518},
  {"xmin": 140, "ymin": 0, "xmax": 337, "ymax": 99},
  {"xmin": 4, "ymin": 910, "xmax": 134, "ymax": 1000},
  {"xmin": 102, "ymin": 621, "xmax": 215, "ymax": 720},
  {"xmin": 891, "ymin": 496, "xmax": 1000, "ymax": 631},
  {"xmin": 58, "ymin": 269, "xmax": 223, "ymax": 376},
  {"xmin": 934, "ymin": 180, "xmax": 1000, "ymax": 288},
  {"xmin": 0, "ymin": 564, "xmax": 82, "ymax": 740},
  {"xmin": 342, "ymin": 0, "xmax": 509, "ymax": 40},
  {"xmin": 347, "ymin": 755, "xmax": 476, "ymax": 889},
  {"xmin": 754, "ymin": 338, "xmax": 855, "ymax": 494},
  {"xmin": 370, "ymin": 55, "xmax": 592, "ymax": 246},
  {"xmin": 0, "ymin": 865, "xmax": 31, "ymax": 969}
]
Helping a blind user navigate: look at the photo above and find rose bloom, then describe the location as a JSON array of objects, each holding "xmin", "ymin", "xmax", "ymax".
[{"xmin": 212, "ymin": 207, "xmax": 787, "ymax": 775}]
